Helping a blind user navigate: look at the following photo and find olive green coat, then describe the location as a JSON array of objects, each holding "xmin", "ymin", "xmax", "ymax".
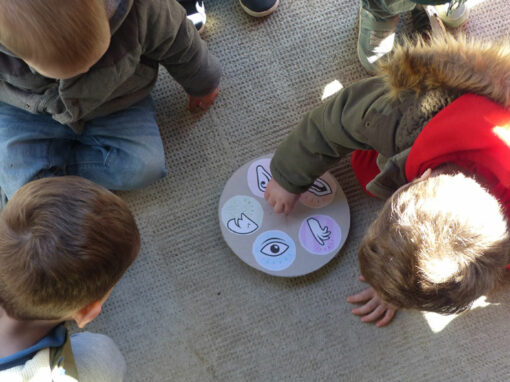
[{"xmin": 271, "ymin": 36, "xmax": 510, "ymax": 199}]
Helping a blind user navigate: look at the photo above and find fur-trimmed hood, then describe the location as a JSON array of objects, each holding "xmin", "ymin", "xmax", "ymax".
[{"xmin": 379, "ymin": 34, "xmax": 510, "ymax": 108}]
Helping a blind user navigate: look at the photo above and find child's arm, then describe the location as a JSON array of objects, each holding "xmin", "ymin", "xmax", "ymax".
[
  {"xmin": 268, "ymin": 76, "xmax": 396, "ymax": 212},
  {"xmin": 140, "ymin": 0, "xmax": 221, "ymax": 110},
  {"xmin": 347, "ymin": 275, "xmax": 397, "ymax": 327}
]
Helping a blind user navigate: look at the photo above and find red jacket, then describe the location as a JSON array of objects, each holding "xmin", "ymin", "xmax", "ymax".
[{"xmin": 352, "ymin": 93, "xmax": 510, "ymax": 269}]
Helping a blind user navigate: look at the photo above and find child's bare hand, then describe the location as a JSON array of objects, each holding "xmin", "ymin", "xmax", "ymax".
[
  {"xmin": 188, "ymin": 87, "xmax": 219, "ymax": 111},
  {"xmin": 347, "ymin": 276, "xmax": 397, "ymax": 327},
  {"xmin": 264, "ymin": 178, "xmax": 300, "ymax": 214}
]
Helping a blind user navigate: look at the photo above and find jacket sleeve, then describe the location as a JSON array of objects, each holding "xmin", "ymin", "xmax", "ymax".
[
  {"xmin": 140, "ymin": 0, "xmax": 221, "ymax": 96},
  {"xmin": 270, "ymin": 76, "xmax": 402, "ymax": 194}
]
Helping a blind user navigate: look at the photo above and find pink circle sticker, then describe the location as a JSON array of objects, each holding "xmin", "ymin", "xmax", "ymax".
[
  {"xmin": 247, "ymin": 158, "xmax": 272, "ymax": 198},
  {"xmin": 298, "ymin": 214, "xmax": 342, "ymax": 255},
  {"xmin": 299, "ymin": 172, "xmax": 338, "ymax": 209}
]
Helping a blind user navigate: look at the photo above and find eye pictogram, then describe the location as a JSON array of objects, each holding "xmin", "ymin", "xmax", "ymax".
[
  {"xmin": 252, "ymin": 230, "xmax": 296, "ymax": 271},
  {"xmin": 260, "ymin": 238, "xmax": 289, "ymax": 257}
]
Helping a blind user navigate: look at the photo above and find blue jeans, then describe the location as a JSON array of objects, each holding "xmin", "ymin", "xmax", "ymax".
[{"xmin": 0, "ymin": 98, "xmax": 168, "ymax": 198}]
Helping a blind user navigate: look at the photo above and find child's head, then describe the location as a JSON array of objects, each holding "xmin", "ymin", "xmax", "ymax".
[
  {"xmin": 0, "ymin": 0, "xmax": 110, "ymax": 79},
  {"xmin": 0, "ymin": 176, "xmax": 140, "ymax": 324},
  {"xmin": 359, "ymin": 172, "xmax": 510, "ymax": 314}
]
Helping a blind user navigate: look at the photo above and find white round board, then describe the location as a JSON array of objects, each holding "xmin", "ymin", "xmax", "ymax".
[{"xmin": 219, "ymin": 154, "xmax": 350, "ymax": 277}]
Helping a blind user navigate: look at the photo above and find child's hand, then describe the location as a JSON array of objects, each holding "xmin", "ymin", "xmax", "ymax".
[
  {"xmin": 264, "ymin": 178, "xmax": 300, "ymax": 214},
  {"xmin": 347, "ymin": 276, "xmax": 397, "ymax": 327},
  {"xmin": 188, "ymin": 87, "xmax": 219, "ymax": 111}
]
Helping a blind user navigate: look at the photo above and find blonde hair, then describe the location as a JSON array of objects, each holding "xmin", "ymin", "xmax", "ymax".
[
  {"xmin": 359, "ymin": 173, "xmax": 510, "ymax": 314},
  {"xmin": 0, "ymin": 177, "xmax": 140, "ymax": 320},
  {"xmin": 0, "ymin": 0, "xmax": 109, "ymax": 73}
]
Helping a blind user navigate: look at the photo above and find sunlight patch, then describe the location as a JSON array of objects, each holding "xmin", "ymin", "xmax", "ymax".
[
  {"xmin": 367, "ymin": 33, "xmax": 395, "ymax": 64},
  {"xmin": 492, "ymin": 125, "xmax": 510, "ymax": 147},
  {"xmin": 422, "ymin": 296, "xmax": 493, "ymax": 333},
  {"xmin": 321, "ymin": 80, "xmax": 343, "ymax": 100}
]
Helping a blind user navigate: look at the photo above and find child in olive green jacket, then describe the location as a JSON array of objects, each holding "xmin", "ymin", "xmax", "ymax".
[{"xmin": 266, "ymin": 35, "xmax": 510, "ymax": 326}]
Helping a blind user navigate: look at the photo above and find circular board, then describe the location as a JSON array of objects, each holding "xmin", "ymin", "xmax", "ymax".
[{"xmin": 219, "ymin": 154, "xmax": 350, "ymax": 277}]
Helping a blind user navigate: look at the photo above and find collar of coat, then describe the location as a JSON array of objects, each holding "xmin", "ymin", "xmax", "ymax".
[{"xmin": 379, "ymin": 34, "xmax": 510, "ymax": 109}]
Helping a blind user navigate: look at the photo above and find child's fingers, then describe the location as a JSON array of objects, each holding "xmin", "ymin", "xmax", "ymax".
[
  {"xmin": 376, "ymin": 309, "xmax": 396, "ymax": 327},
  {"xmin": 283, "ymin": 202, "xmax": 293, "ymax": 215},
  {"xmin": 273, "ymin": 202, "xmax": 284, "ymax": 214},
  {"xmin": 347, "ymin": 287, "xmax": 374, "ymax": 303},
  {"xmin": 359, "ymin": 275, "xmax": 366, "ymax": 282},
  {"xmin": 361, "ymin": 305, "xmax": 385, "ymax": 323},
  {"xmin": 351, "ymin": 298, "xmax": 378, "ymax": 316}
]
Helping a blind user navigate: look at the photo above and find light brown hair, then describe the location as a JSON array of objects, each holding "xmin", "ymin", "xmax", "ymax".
[
  {"xmin": 359, "ymin": 173, "xmax": 510, "ymax": 314},
  {"xmin": 0, "ymin": 176, "xmax": 140, "ymax": 320},
  {"xmin": 0, "ymin": 0, "xmax": 109, "ymax": 75}
]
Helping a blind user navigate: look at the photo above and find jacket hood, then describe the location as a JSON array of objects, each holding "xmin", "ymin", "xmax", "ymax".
[
  {"xmin": 0, "ymin": 0, "xmax": 133, "ymax": 57},
  {"xmin": 379, "ymin": 34, "xmax": 510, "ymax": 108}
]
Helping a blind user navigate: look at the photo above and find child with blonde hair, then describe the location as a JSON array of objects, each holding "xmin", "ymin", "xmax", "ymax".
[{"xmin": 265, "ymin": 35, "xmax": 510, "ymax": 326}]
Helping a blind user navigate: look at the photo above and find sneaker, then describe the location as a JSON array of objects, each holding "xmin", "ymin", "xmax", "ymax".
[
  {"xmin": 434, "ymin": 3, "xmax": 469, "ymax": 28},
  {"xmin": 357, "ymin": 7, "xmax": 399, "ymax": 74},
  {"xmin": 182, "ymin": 0, "xmax": 206, "ymax": 34},
  {"xmin": 239, "ymin": 0, "xmax": 279, "ymax": 17}
]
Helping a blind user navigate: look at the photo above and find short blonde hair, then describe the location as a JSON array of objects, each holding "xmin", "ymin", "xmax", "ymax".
[
  {"xmin": 0, "ymin": 0, "xmax": 109, "ymax": 74},
  {"xmin": 359, "ymin": 173, "xmax": 510, "ymax": 314}
]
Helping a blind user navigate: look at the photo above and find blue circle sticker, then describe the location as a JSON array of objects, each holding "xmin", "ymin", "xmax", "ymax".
[{"xmin": 252, "ymin": 230, "xmax": 296, "ymax": 271}]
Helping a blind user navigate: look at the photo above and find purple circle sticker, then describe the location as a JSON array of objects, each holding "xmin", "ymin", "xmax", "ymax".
[
  {"xmin": 247, "ymin": 158, "xmax": 272, "ymax": 198},
  {"xmin": 299, "ymin": 214, "xmax": 342, "ymax": 255}
]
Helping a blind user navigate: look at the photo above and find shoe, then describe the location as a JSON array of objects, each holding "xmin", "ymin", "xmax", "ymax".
[
  {"xmin": 239, "ymin": 0, "xmax": 279, "ymax": 17},
  {"xmin": 434, "ymin": 3, "xmax": 469, "ymax": 28},
  {"xmin": 182, "ymin": 0, "xmax": 206, "ymax": 34},
  {"xmin": 357, "ymin": 7, "xmax": 399, "ymax": 74}
]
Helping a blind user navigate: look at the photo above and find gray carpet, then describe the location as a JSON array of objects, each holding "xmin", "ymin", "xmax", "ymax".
[{"xmin": 80, "ymin": 0, "xmax": 510, "ymax": 380}]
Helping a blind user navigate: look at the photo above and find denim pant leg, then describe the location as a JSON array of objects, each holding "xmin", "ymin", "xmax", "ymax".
[
  {"xmin": 0, "ymin": 103, "xmax": 74, "ymax": 198},
  {"xmin": 362, "ymin": 0, "xmax": 416, "ymax": 19},
  {"xmin": 70, "ymin": 332, "xmax": 126, "ymax": 382},
  {"xmin": 69, "ymin": 97, "xmax": 168, "ymax": 190}
]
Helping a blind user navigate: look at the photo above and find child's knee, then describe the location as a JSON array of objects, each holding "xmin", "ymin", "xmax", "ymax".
[
  {"xmin": 71, "ymin": 332, "xmax": 126, "ymax": 382},
  {"xmin": 124, "ymin": 152, "xmax": 168, "ymax": 190},
  {"xmin": 87, "ymin": 147, "xmax": 168, "ymax": 191}
]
